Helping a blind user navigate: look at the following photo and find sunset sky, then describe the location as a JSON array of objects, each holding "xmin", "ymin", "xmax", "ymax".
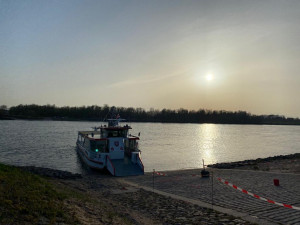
[{"xmin": 1, "ymin": 0, "xmax": 300, "ymax": 118}]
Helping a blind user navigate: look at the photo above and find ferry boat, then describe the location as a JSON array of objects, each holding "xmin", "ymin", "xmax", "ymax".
[{"xmin": 76, "ymin": 117, "xmax": 144, "ymax": 176}]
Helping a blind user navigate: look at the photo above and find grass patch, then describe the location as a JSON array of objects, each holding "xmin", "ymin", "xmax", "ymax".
[{"xmin": 0, "ymin": 163, "xmax": 79, "ymax": 225}]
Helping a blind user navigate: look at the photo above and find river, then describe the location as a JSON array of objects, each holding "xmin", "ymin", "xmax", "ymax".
[{"xmin": 0, "ymin": 120, "xmax": 299, "ymax": 173}]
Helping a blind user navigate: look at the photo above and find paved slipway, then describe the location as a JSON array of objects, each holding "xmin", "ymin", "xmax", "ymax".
[{"xmin": 124, "ymin": 169, "xmax": 300, "ymax": 225}]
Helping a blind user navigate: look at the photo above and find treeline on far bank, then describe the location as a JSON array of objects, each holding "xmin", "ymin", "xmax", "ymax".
[{"xmin": 2, "ymin": 104, "xmax": 300, "ymax": 125}]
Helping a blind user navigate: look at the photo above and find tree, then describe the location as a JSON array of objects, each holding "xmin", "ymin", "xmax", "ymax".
[{"xmin": 0, "ymin": 105, "xmax": 8, "ymax": 117}]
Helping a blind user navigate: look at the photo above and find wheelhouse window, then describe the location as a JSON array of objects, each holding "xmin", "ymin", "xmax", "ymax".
[{"xmin": 107, "ymin": 130, "xmax": 127, "ymax": 137}]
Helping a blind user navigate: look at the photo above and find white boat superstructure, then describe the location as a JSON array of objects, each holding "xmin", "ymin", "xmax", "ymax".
[{"xmin": 76, "ymin": 118, "xmax": 144, "ymax": 176}]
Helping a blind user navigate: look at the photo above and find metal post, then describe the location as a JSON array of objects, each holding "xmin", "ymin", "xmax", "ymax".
[
  {"xmin": 211, "ymin": 171, "xmax": 214, "ymax": 209},
  {"xmin": 153, "ymin": 169, "xmax": 155, "ymax": 192}
]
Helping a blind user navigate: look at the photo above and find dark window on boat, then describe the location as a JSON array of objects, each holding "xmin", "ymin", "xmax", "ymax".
[
  {"xmin": 107, "ymin": 130, "xmax": 126, "ymax": 137},
  {"xmin": 130, "ymin": 140, "xmax": 136, "ymax": 150},
  {"xmin": 90, "ymin": 140, "xmax": 107, "ymax": 153},
  {"xmin": 125, "ymin": 139, "xmax": 129, "ymax": 149},
  {"xmin": 125, "ymin": 139, "xmax": 136, "ymax": 151},
  {"xmin": 96, "ymin": 140, "xmax": 107, "ymax": 153}
]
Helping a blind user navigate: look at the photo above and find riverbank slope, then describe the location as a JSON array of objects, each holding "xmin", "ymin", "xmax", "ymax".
[
  {"xmin": 2, "ymin": 153, "xmax": 299, "ymax": 224},
  {"xmin": 1, "ymin": 163, "xmax": 254, "ymax": 225}
]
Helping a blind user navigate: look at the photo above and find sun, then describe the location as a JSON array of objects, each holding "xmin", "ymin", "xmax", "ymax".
[{"xmin": 206, "ymin": 73, "xmax": 213, "ymax": 81}]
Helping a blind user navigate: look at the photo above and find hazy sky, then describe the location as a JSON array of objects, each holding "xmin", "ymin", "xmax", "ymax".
[{"xmin": 1, "ymin": 0, "xmax": 300, "ymax": 117}]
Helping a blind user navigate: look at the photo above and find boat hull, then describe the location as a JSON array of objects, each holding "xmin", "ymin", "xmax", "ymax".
[
  {"xmin": 76, "ymin": 143, "xmax": 144, "ymax": 176},
  {"xmin": 76, "ymin": 143, "xmax": 106, "ymax": 170}
]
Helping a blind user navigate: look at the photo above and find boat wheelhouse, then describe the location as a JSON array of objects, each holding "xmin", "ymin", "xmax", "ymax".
[{"xmin": 76, "ymin": 119, "xmax": 144, "ymax": 176}]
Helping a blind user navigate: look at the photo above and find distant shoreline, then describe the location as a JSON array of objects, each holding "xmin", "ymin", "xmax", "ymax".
[
  {"xmin": 208, "ymin": 153, "xmax": 300, "ymax": 173},
  {"xmin": 1, "ymin": 116, "xmax": 300, "ymax": 126},
  {"xmin": 3, "ymin": 104, "xmax": 300, "ymax": 125}
]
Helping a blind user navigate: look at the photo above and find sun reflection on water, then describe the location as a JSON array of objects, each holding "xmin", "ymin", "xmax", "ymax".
[{"xmin": 196, "ymin": 124, "xmax": 219, "ymax": 165}]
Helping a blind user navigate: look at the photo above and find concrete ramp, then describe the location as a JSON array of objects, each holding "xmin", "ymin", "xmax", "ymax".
[{"xmin": 109, "ymin": 155, "xmax": 144, "ymax": 176}]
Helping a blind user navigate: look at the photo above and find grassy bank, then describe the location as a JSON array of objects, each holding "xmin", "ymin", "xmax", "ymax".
[
  {"xmin": 0, "ymin": 163, "xmax": 135, "ymax": 225},
  {"xmin": 0, "ymin": 163, "xmax": 80, "ymax": 224}
]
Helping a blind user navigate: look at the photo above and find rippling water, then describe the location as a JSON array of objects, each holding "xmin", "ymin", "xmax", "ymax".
[{"xmin": 0, "ymin": 120, "xmax": 299, "ymax": 173}]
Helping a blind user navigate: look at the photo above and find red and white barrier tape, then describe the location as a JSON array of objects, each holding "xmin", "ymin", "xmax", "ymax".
[
  {"xmin": 153, "ymin": 171, "xmax": 167, "ymax": 176},
  {"xmin": 218, "ymin": 178, "xmax": 300, "ymax": 210}
]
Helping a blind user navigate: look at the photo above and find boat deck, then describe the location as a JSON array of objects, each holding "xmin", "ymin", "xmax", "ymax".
[{"xmin": 111, "ymin": 155, "xmax": 144, "ymax": 176}]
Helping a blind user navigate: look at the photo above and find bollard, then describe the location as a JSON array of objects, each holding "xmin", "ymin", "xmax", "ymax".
[{"xmin": 273, "ymin": 179, "xmax": 280, "ymax": 186}]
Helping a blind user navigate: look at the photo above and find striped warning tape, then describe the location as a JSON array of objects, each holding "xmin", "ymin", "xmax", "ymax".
[
  {"xmin": 153, "ymin": 171, "xmax": 167, "ymax": 176},
  {"xmin": 218, "ymin": 178, "xmax": 300, "ymax": 210}
]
